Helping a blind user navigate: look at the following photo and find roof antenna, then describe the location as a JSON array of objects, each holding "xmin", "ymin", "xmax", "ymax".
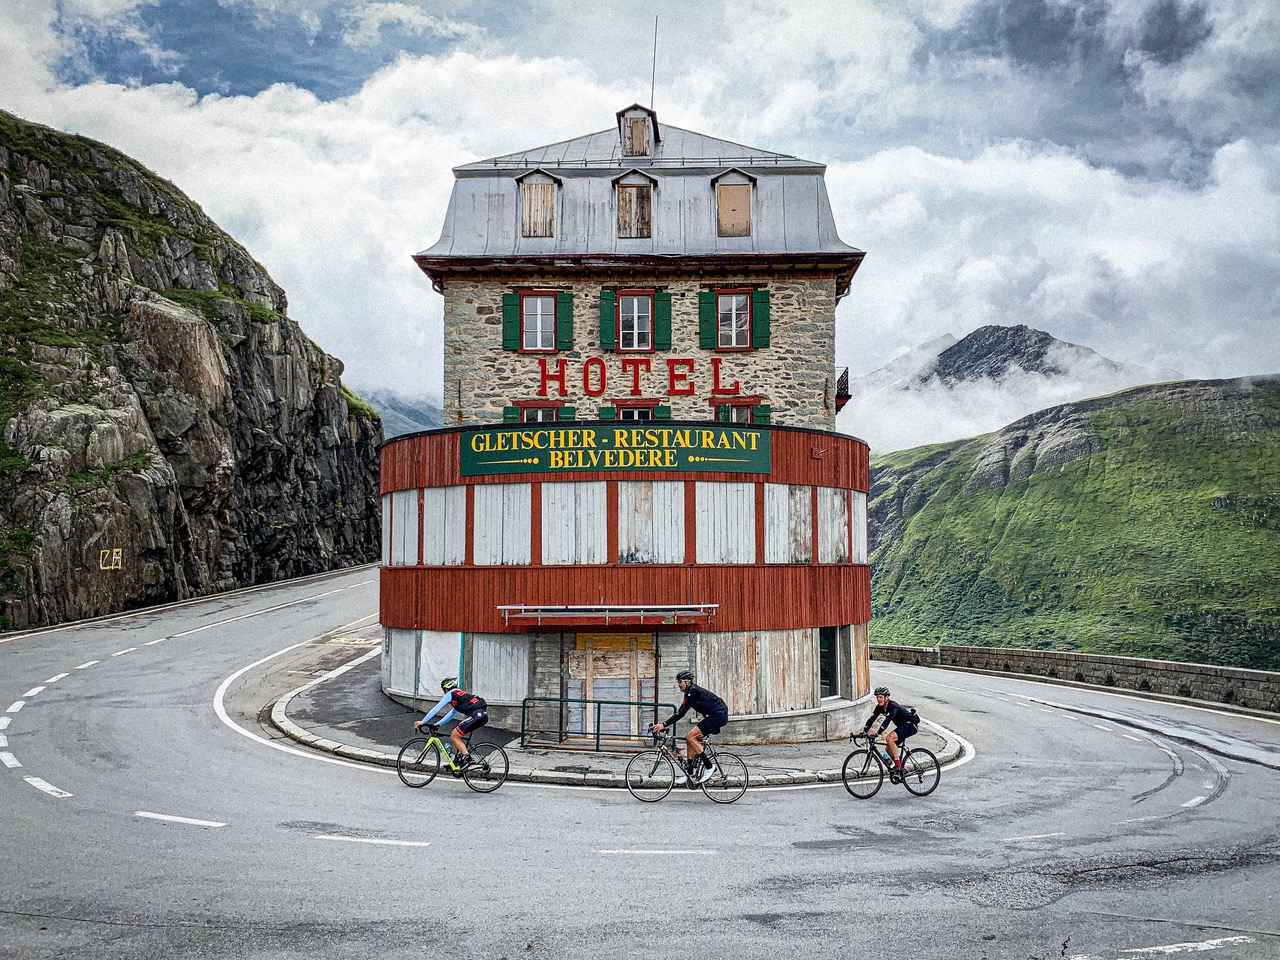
[{"xmin": 649, "ymin": 15, "xmax": 658, "ymax": 110}]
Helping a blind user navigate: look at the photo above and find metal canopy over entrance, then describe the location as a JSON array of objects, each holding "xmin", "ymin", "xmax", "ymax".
[{"xmin": 497, "ymin": 604, "xmax": 717, "ymax": 627}]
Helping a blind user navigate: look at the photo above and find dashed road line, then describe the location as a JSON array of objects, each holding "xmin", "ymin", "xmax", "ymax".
[
  {"xmin": 1001, "ymin": 832, "xmax": 1066, "ymax": 842},
  {"xmin": 111, "ymin": 647, "xmax": 136, "ymax": 657},
  {"xmin": 24, "ymin": 777, "xmax": 73, "ymax": 798},
  {"xmin": 75, "ymin": 661, "xmax": 99, "ymax": 670},
  {"xmin": 1181, "ymin": 796, "xmax": 1207, "ymax": 808},
  {"xmin": 0, "ymin": 734, "xmax": 7, "ymax": 747},
  {"xmin": 44, "ymin": 673, "xmax": 68, "ymax": 683},
  {"xmin": 0, "ymin": 717, "xmax": 9, "ymax": 730},
  {"xmin": 136, "ymin": 811, "xmax": 227, "ymax": 828},
  {"xmin": 6, "ymin": 701, "xmax": 24, "ymax": 713},
  {"xmin": 1068, "ymin": 934, "xmax": 1254, "ymax": 959},
  {"xmin": 1116, "ymin": 816, "xmax": 1161, "ymax": 824},
  {"xmin": 22, "ymin": 686, "xmax": 45, "ymax": 698},
  {"xmin": 1, "ymin": 751, "xmax": 22, "ymax": 768},
  {"xmin": 1123, "ymin": 734, "xmax": 1144, "ymax": 742},
  {"xmin": 1092, "ymin": 724, "xmax": 1113, "ymax": 731},
  {"xmin": 314, "ymin": 835, "xmax": 431, "ymax": 847},
  {"xmin": 143, "ymin": 637, "xmax": 168, "ymax": 646},
  {"xmin": 598, "ymin": 849, "xmax": 719, "ymax": 855}
]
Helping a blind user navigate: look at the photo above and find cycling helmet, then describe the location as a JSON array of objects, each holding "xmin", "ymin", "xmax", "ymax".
[
  {"xmin": 675, "ymin": 670, "xmax": 695, "ymax": 683},
  {"xmin": 441, "ymin": 677, "xmax": 459, "ymax": 692},
  {"xmin": 873, "ymin": 686, "xmax": 890, "ymax": 697}
]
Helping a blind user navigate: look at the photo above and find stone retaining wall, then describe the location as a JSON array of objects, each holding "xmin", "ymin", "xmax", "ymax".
[{"xmin": 871, "ymin": 644, "xmax": 1280, "ymax": 714}]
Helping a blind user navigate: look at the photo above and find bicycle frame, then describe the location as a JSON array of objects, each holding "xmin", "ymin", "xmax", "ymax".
[{"xmin": 417, "ymin": 733, "xmax": 473, "ymax": 775}]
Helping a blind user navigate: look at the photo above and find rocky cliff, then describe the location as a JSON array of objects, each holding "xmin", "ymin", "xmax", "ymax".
[{"xmin": 0, "ymin": 110, "xmax": 382, "ymax": 630}]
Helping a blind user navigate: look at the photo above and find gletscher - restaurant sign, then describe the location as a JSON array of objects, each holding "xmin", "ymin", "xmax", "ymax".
[{"xmin": 460, "ymin": 424, "xmax": 771, "ymax": 476}]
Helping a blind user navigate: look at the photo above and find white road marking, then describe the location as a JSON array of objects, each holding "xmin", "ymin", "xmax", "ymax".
[
  {"xmin": 1000, "ymin": 832, "xmax": 1066, "ymax": 842},
  {"xmin": 1116, "ymin": 816, "xmax": 1161, "ymax": 824},
  {"xmin": 24, "ymin": 777, "xmax": 72, "ymax": 798},
  {"xmin": 1068, "ymin": 934, "xmax": 1256, "ymax": 958},
  {"xmin": 111, "ymin": 647, "xmax": 136, "ymax": 656},
  {"xmin": 1039, "ymin": 707, "xmax": 1054, "ymax": 713},
  {"xmin": 593, "ymin": 855, "xmax": 716, "ymax": 860},
  {"xmin": 44, "ymin": 673, "xmax": 68, "ymax": 683},
  {"xmin": 314, "ymin": 835, "xmax": 431, "ymax": 847},
  {"xmin": 1181, "ymin": 796, "xmax": 1207, "ymax": 807},
  {"xmin": 172, "ymin": 588, "xmax": 353, "ymax": 639},
  {"xmin": 0, "ymin": 734, "xmax": 7, "ymax": 747},
  {"xmin": 0, "ymin": 717, "xmax": 9, "ymax": 730},
  {"xmin": 1, "ymin": 751, "xmax": 22, "ymax": 768},
  {"xmin": 136, "ymin": 811, "xmax": 227, "ymax": 828},
  {"xmin": 1123, "ymin": 734, "xmax": 1144, "ymax": 742},
  {"xmin": 23, "ymin": 686, "xmax": 45, "ymax": 698},
  {"xmin": 75, "ymin": 661, "xmax": 99, "ymax": 669},
  {"xmin": 143, "ymin": 637, "xmax": 168, "ymax": 645},
  {"xmin": 1092, "ymin": 724, "xmax": 1113, "ymax": 731},
  {"xmin": 6, "ymin": 701, "xmax": 23, "ymax": 713}
]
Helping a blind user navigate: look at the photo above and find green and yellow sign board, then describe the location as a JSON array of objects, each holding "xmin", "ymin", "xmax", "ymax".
[{"xmin": 460, "ymin": 424, "xmax": 771, "ymax": 476}]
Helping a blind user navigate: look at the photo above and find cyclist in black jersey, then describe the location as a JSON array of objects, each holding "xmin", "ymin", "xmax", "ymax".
[
  {"xmin": 862, "ymin": 685, "xmax": 917, "ymax": 775},
  {"xmin": 650, "ymin": 670, "xmax": 729, "ymax": 785},
  {"xmin": 414, "ymin": 677, "xmax": 488, "ymax": 769}
]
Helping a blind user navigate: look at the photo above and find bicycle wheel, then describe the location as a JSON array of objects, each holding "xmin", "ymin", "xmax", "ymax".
[
  {"xmin": 900, "ymin": 747, "xmax": 940, "ymax": 797},
  {"xmin": 841, "ymin": 749, "xmax": 884, "ymax": 799},
  {"xmin": 701, "ymin": 752, "xmax": 748, "ymax": 804},
  {"xmin": 462, "ymin": 742, "xmax": 509, "ymax": 793},
  {"xmin": 625, "ymin": 750, "xmax": 675, "ymax": 802},
  {"xmin": 396, "ymin": 738, "xmax": 441, "ymax": 787}
]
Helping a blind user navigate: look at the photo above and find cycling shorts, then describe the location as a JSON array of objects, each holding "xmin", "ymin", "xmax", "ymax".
[
  {"xmin": 892, "ymin": 722, "xmax": 917, "ymax": 740},
  {"xmin": 457, "ymin": 710, "xmax": 489, "ymax": 734},
  {"xmin": 695, "ymin": 712, "xmax": 728, "ymax": 736}
]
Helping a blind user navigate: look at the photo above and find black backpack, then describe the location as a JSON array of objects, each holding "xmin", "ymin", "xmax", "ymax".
[{"xmin": 905, "ymin": 705, "xmax": 920, "ymax": 725}]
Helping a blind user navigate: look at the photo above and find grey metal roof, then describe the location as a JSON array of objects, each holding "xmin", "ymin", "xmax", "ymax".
[{"xmin": 418, "ymin": 113, "xmax": 861, "ymax": 262}]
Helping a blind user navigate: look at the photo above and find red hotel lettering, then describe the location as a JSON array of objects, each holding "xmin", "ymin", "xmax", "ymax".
[
  {"xmin": 539, "ymin": 357, "xmax": 568, "ymax": 396},
  {"xmin": 666, "ymin": 358, "xmax": 696, "ymax": 395},
  {"xmin": 583, "ymin": 357, "xmax": 607, "ymax": 396},
  {"xmin": 710, "ymin": 356, "xmax": 741, "ymax": 395},
  {"xmin": 620, "ymin": 357, "xmax": 651, "ymax": 396}
]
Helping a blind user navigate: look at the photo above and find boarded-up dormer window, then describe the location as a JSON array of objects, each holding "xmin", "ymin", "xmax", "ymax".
[
  {"xmin": 624, "ymin": 117, "xmax": 649, "ymax": 156},
  {"xmin": 716, "ymin": 182, "xmax": 751, "ymax": 237},
  {"xmin": 617, "ymin": 183, "xmax": 652, "ymax": 238},
  {"xmin": 520, "ymin": 176, "xmax": 556, "ymax": 238}
]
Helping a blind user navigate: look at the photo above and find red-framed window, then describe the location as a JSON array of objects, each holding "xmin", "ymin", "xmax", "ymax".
[
  {"xmin": 503, "ymin": 401, "xmax": 575, "ymax": 423},
  {"xmin": 709, "ymin": 398, "xmax": 771, "ymax": 424}
]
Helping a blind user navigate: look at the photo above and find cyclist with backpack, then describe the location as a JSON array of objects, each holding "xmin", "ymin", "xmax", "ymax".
[
  {"xmin": 861, "ymin": 686, "xmax": 919, "ymax": 777},
  {"xmin": 413, "ymin": 677, "xmax": 488, "ymax": 770}
]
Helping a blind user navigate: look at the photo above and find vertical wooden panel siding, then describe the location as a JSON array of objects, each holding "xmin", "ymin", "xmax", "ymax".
[
  {"xmin": 469, "ymin": 633, "xmax": 531, "ymax": 703},
  {"xmin": 695, "ymin": 482, "xmax": 755, "ymax": 563},
  {"xmin": 380, "ymin": 494, "xmax": 391, "ymax": 566},
  {"xmin": 817, "ymin": 486, "xmax": 851, "ymax": 564},
  {"xmin": 390, "ymin": 489, "xmax": 418, "ymax": 566},
  {"xmin": 852, "ymin": 491, "xmax": 868, "ymax": 564},
  {"xmin": 618, "ymin": 481, "xmax": 684, "ymax": 563},
  {"xmin": 764, "ymin": 483, "xmax": 813, "ymax": 563},
  {"xmin": 422, "ymin": 486, "xmax": 467, "ymax": 565},
  {"xmin": 473, "ymin": 483, "xmax": 531, "ymax": 565},
  {"xmin": 542, "ymin": 482, "xmax": 608, "ymax": 564}
]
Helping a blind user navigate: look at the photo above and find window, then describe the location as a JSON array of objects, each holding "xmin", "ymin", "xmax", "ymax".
[
  {"xmin": 713, "ymin": 401, "xmax": 770, "ymax": 424},
  {"xmin": 623, "ymin": 116, "xmax": 650, "ymax": 156},
  {"xmin": 619, "ymin": 406, "xmax": 652, "ymax": 421},
  {"xmin": 523, "ymin": 406, "xmax": 559, "ymax": 423},
  {"xmin": 522, "ymin": 294, "xmax": 555, "ymax": 351},
  {"xmin": 520, "ymin": 178, "xmax": 555, "ymax": 237},
  {"xmin": 617, "ymin": 183, "xmax": 653, "ymax": 238},
  {"xmin": 718, "ymin": 293, "xmax": 750, "ymax": 348},
  {"xmin": 716, "ymin": 183, "xmax": 751, "ymax": 237},
  {"xmin": 619, "ymin": 294, "xmax": 652, "ymax": 351},
  {"xmin": 503, "ymin": 403, "xmax": 575, "ymax": 422},
  {"xmin": 599, "ymin": 402, "xmax": 669, "ymax": 421}
]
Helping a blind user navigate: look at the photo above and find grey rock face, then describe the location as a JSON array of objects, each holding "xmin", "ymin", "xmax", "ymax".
[{"xmin": 0, "ymin": 110, "xmax": 382, "ymax": 629}]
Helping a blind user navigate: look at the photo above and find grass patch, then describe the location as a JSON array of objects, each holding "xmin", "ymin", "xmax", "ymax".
[
  {"xmin": 67, "ymin": 450, "xmax": 154, "ymax": 493},
  {"xmin": 342, "ymin": 385, "xmax": 379, "ymax": 421}
]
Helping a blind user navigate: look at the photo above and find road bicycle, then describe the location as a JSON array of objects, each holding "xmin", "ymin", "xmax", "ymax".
[
  {"xmin": 842, "ymin": 732, "xmax": 939, "ymax": 798},
  {"xmin": 625, "ymin": 730, "xmax": 748, "ymax": 804},
  {"xmin": 396, "ymin": 725, "xmax": 509, "ymax": 794}
]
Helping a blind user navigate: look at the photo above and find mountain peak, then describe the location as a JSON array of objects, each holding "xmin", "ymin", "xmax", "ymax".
[{"xmin": 919, "ymin": 324, "xmax": 1118, "ymax": 387}]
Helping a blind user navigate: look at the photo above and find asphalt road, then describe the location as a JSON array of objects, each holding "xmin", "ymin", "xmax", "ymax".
[{"xmin": 2, "ymin": 566, "xmax": 1279, "ymax": 960}]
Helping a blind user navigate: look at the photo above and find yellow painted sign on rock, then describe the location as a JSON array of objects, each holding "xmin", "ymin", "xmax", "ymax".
[{"xmin": 460, "ymin": 424, "xmax": 770, "ymax": 476}]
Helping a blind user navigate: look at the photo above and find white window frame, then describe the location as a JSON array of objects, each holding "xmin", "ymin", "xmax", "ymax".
[
  {"xmin": 717, "ymin": 292, "xmax": 751, "ymax": 348},
  {"xmin": 522, "ymin": 294, "xmax": 555, "ymax": 351},
  {"xmin": 619, "ymin": 293, "xmax": 653, "ymax": 351}
]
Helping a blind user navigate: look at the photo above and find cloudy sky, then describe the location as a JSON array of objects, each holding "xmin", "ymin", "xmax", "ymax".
[{"xmin": 2, "ymin": 0, "xmax": 1278, "ymax": 428}]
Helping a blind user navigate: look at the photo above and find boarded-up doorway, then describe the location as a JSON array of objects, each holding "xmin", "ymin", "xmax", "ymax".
[{"xmin": 566, "ymin": 632, "xmax": 657, "ymax": 737}]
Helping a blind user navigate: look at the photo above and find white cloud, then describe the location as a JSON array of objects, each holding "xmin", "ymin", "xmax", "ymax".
[{"xmin": 340, "ymin": 3, "xmax": 480, "ymax": 48}]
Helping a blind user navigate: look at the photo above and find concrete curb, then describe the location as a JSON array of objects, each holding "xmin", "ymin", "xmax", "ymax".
[{"xmin": 267, "ymin": 669, "xmax": 968, "ymax": 788}]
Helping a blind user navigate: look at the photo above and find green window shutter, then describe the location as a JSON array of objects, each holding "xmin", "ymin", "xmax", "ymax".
[
  {"xmin": 698, "ymin": 291, "xmax": 716, "ymax": 349},
  {"xmin": 752, "ymin": 403, "xmax": 771, "ymax": 424},
  {"xmin": 655, "ymin": 405, "xmax": 672, "ymax": 421},
  {"xmin": 558, "ymin": 406, "xmax": 576, "ymax": 421},
  {"xmin": 751, "ymin": 289, "xmax": 771, "ymax": 348},
  {"xmin": 555, "ymin": 292, "xmax": 574, "ymax": 350},
  {"xmin": 598, "ymin": 406, "xmax": 617, "ymax": 420},
  {"xmin": 654, "ymin": 292, "xmax": 672, "ymax": 350},
  {"xmin": 715, "ymin": 404, "xmax": 730, "ymax": 422},
  {"xmin": 599, "ymin": 291, "xmax": 617, "ymax": 351},
  {"xmin": 503, "ymin": 406, "xmax": 521, "ymax": 423},
  {"xmin": 502, "ymin": 293, "xmax": 520, "ymax": 350}
]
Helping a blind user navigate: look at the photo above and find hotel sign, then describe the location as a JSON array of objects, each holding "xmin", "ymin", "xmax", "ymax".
[{"xmin": 460, "ymin": 425, "xmax": 771, "ymax": 476}]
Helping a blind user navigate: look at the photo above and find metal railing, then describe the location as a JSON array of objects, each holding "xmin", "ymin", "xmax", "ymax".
[{"xmin": 520, "ymin": 696, "xmax": 678, "ymax": 751}]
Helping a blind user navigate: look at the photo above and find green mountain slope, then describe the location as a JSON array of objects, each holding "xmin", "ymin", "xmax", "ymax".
[{"xmin": 867, "ymin": 376, "xmax": 1280, "ymax": 669}]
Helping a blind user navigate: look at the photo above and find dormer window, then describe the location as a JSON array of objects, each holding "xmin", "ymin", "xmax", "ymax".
[
  {"xmin": 517, "ymin": 169, "xmax": 560, "ymax": 238},
  {"xmin": 713, "ymin": 169, "xmax": 755, "ymax": 238},
  {"xmin": 614, "ymin": 170, "xmax": 656, "ymax": 239},
  {"xmin": 616, "ymin": 104, "xmax": 660, "ymax": 158}
]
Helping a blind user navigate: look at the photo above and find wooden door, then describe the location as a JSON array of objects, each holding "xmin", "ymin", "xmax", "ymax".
[{"xmin": 565, "ymin": 633, "xmax": 656, "ymax": 736}]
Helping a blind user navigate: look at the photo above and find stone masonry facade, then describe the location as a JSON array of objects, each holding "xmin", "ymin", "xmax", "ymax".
[{"xmin": 441, "ymin": 274, "xmax": 841, "ymax": 430}]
